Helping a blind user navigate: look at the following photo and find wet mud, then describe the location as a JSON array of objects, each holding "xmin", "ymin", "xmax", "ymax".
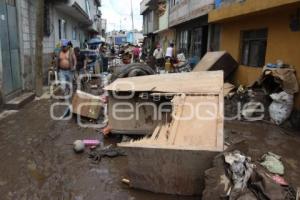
[{"xmin": 0, "ymin": 100, "xmax": 299, "ymax": 200}]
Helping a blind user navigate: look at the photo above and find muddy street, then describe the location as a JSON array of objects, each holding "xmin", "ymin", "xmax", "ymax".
[
  {"xmin": 0, "ymin": 99, "xmax": 299, "ymax": 200},
  {"xmin": 0, "ymin": 99, "xmax": 200, "ymax": 200}
]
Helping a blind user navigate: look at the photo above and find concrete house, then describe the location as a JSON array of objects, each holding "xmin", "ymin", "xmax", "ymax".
[
  {"xmin": 0, "ymin": 0, "xmax": 102, "ymax": 107},
  {"xmin": 169, "ymin": 0, "xmax": 214, "ymax": 58},
  {"xmin": 140, "ymin": 0, "xmax": 159, "ymax": 50},
  {"xmin": 141, "ymin": 0, "xmax": 215, "ymax": 58},
  {"xmin": 208, "ymin": 0, "xmax": 300, "ymax": 109}
]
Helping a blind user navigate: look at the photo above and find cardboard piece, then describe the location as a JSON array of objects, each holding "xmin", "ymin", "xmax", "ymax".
[{"xmin": 72, "ymin": 91, "xmax": 104, "ymax": 119}]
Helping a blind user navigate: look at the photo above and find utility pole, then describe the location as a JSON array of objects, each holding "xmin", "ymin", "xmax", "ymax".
[
  {"xmin": 35, "ymin": 0, "xmax": 45, "ymax": 97},
  {"xmin": 130, "ymin": 0, "xmax": 135, "ymax": 44},
  {"xmin": 130, "ymin": 0, "xmax": 134, "ymax": 31}
]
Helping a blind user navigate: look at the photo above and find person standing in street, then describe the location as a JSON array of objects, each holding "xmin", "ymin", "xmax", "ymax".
[
  {"xmin": 132, "ymin": 45, "xmax": 141, "ymax": 63},
  {"xmin": 99, "ymin": 44, "xmax": 108, "ymax": 73},
  {"xmin": 58, "ymin": 39, "xmax": 77, "ymax": 97},
  {"xmin": 74, "ymin": 47, "xmax": 87, "ymax": 75},
  {"xmin": 153, "ymin": 44, "xmax": 164, "ymax": 71},
  {"xmin": 83, "ymin": 39, "xmax": 89, "ymax": 49},
  {"xmin": 74, "ymin": 47, "xmax": 88, "ymax": 90},
  {"xmin": 165, "ymin": 43, "xmax": 175, "ymax": 72}
]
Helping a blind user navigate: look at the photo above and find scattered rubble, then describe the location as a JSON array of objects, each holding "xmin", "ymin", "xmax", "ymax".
[
  {"xmin": 203, "ymin": 150, "xmax": 297, "ymax": 200},
  {"xmin": 260, "ymin": 152, "xmax": 285, "ymax": 175},
  {"xmin": 49, "ymin": 50, "xmax": 299, "ymax": 198}
]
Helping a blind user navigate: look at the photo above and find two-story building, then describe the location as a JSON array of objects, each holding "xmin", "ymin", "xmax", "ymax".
[
  {"xmin": 141, "ymin": 0, "xmax": 215, "ymax": 58},
  {"xmin": 208, "ymin": 0, "xmax": 300, "ymax": 109},
  {"xmin": 153, "ymin": 0, "xmax": 175, "ymax": 51},
  {"xmin": 140, "ymin": 0, "xmax": 158, "ymax": 50},
  {"xmin": 169, "ymin": 0, "xmax": 214, "ymax": 58},
  {"xmin": 0, "ymin": 0, "xmax": 102, "ymax": 107}
]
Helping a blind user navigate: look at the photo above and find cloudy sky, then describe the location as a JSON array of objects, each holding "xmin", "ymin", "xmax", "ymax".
[{"xmin": 101, "ymin": 0, "xmax": 143, "ymax": 32}]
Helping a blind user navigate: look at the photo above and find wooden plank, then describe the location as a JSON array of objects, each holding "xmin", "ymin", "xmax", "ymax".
[
  {"xmin": 168, "ymin": 94, "xmax": 186, "ymax": 145},
  {"xmin": 124, "ymin": 147, "xmax": 219, "ymax": 195},
  {"xmin": 150, "ymin": 124, "xmax": 161, "ymax": 140},
  {"xmin": 105, "ymin": 71, "xmax": 223, "ymax": 94},
  {"xmin": 172, "ymin": 96, "xmax": 220, "ymax": 148},
  {"xmin": 119, "ymin": 94, "xmax": 224, "ymax": 151}
]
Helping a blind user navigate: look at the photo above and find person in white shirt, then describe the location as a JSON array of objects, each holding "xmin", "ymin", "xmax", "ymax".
[
  {"xmin": 153, "ymin": 44, "xmax": 164, "ymax": 69},
  {"xmin": 164, "ymin": 43, "xmax": 175, "ymax": 72},
  {"xmin": 165, "ymin": 43, "xmax": 174, "ymax": 59}
]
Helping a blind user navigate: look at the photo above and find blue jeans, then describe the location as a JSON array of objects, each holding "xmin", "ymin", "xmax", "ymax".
[{"xmin": 58, "ymin": 69, "xmax": 73, "ymax": 94}]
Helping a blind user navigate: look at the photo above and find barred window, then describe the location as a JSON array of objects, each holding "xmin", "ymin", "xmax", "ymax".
[{"xmin": 241, "ymin": 29, "xmax": 268, "ymax": 67}]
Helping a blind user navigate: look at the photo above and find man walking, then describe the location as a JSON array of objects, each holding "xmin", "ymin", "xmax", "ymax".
[
  {"xmin": 153, "ymin": 44, "xmax": 164, "ymax": 71},
  {"xmin": 58, "ymin": 39, "xmax": 77, "ymax": 97}
]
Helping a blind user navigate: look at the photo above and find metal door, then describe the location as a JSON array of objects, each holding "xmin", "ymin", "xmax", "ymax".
[{"xmin": 0, "ymin": 0, "xmax": 21, "ymax": 95}]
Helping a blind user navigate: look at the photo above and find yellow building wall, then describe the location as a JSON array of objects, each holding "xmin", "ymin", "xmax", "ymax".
[
  {"xmin": 220, "ymin": 6, "xmax": 300, "ymax": 108},
  {"xmin": 209, "ymin": 0, "xmax": 299, "ymax": 23}
]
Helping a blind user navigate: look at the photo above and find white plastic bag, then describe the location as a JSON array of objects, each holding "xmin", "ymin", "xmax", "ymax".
[{"xmin": 269, "ymin": 91, "xmax": 294, "ymax": 125}]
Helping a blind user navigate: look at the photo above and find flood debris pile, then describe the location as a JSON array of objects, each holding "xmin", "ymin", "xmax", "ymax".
[
  {"xmin": 202, "ymin": 150, "xmax": 298, "ymax": 200},
  {"xmin": 224, "ymin": 60, "xmax": 299, "ymax": 127},
  {"xmin": 64, "ymin": 50, "xmax": 299, "ymax": 198}
]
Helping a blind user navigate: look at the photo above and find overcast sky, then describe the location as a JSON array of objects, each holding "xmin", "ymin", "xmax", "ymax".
[{"xmin": 101, "ymin": 0, "xmax": 143, "ymax": 32}]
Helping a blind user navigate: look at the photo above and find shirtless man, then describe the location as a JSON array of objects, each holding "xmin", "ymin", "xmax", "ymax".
[{"xmin": 58, "ymin": 39, "xmax": 77, "ymax": 97}]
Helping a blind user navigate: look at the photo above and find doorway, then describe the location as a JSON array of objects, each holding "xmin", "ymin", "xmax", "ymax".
[{"xmin": 0, "ymin": 0, "xmax": 22, "ymax": 96}]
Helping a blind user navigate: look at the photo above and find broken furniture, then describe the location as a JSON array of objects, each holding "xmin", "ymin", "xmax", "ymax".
[
  {"xmin": 105, "ymin": 71, "xmax": 225, "ymax": 195},
  {"xmin": 105, "ymin": 71, "xmax": 224, "ymax": 135},
  {"xmin": 193, "ymin": 51, "xmax": 238, "ymax": 80}
]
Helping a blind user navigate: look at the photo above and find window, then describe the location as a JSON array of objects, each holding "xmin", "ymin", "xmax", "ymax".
[
  {"xmin": 44, "ymin": 1, "xmax": 51, "ymax": 37},
  {"xmin": 170, "ymin": 0, "xmax": 181, "ymax": 7},
  {"xmin": 178, "ymin": 30, "xmax": 190, "ymax": 56},
  {"xmin": 58, "ymin": 19, "xmax": 67, "ymax": 39},
  {"xmin": 5, "ymin": 0, "xmax": 16, "ymax": 6},
  {"xmin": 192, "ymin": 28, "xmax": 203, "ymax": 57},
  {"xmin": 85, "ymin": 0, "xmax": 91, "ymax": 19},
  {"xmin": 72, "ymin": 26, "xmax": 77, "ymax": 40},
  {"xmin": 170, "ymin": 0, "xmax": 175, "ymax": 7},
  {"xmin": 241, "ymin": 29, "xmax": 268, "ymax": 67},
  {"xmin": 148, "ymin": 11, "xmax": 154, "ymax": 23}
]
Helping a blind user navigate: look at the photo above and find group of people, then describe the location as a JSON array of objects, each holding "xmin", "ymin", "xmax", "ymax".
[
  {"xmin": 56, "ymin": 39, "xmax": 109, "ymax": 97},
  {"xmin": 152, "ymin": 43, "xmax": 175, "ymax": 72}
]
